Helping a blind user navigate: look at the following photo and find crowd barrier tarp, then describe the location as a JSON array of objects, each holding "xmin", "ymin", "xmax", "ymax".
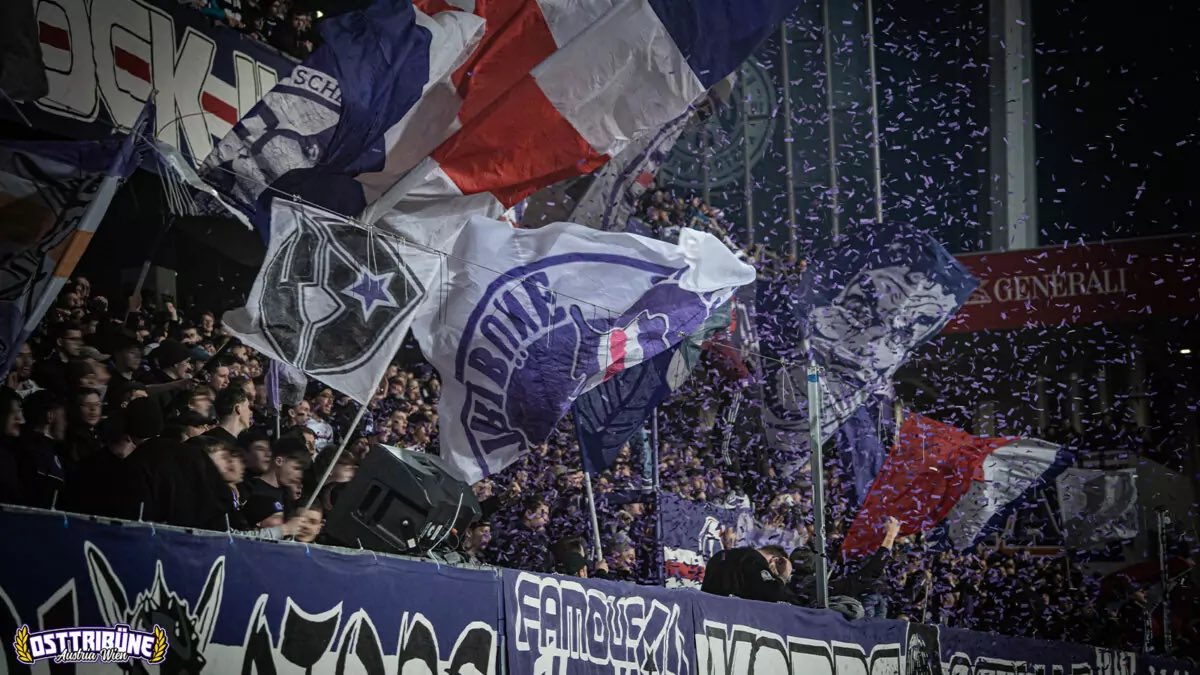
[
  {"xmin": 505, "ymin": 569, "xmax": 696, "ymax": 675},
  {"xmin": 691, "ymin": 589, "xmax": 908, "ymax": 675},
  {"xmin": 0, "ymin": 508, "xmax": 1194, "ymax": 674},
  {"xmin": 504, "ymin": 567, "xmax": 1180, "ymax": 675},
  {"xmin": 0, "ymin": 509, "xmax": 500, "ymax": 673},
  {"xmin": 6, "ymin": 0, "xmax": 297, "ymax": 165}
]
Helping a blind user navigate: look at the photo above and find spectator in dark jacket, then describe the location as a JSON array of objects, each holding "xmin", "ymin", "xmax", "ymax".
[
  {"xmin": 63, "ymin": 397, "xmax": 162, "ymax": 520},
  {"xmin": 143, "ymin": 339, "xmax": 195, "ymax": 415},
  {"xmin": 702, "ymin": 545, "xmax": 798, "ymax": 605},
  {"xmin": 33, "ymin": 321, "xmax": 83, "ymax": 396},
  {"xmin": 16, "ymin": 390, "xmax": 66, "ymax": 508},
  {"xmin": 0, "ymin": 389, "xmax": 24, "ymax": 504}
]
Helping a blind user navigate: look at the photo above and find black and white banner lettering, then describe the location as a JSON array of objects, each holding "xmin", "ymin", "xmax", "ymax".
[
  {"xmin": 4, "ymin": 0, "xmax": 296, "ymax": 164},
  {"xmin": 0, "ymin": 509, "xmax": 1190, "ymax": 675},
  {"xmin": 502, "ymin": 568, "xmax": 1190, "ymax": 675},
  {"xmin": 0, "ymin": 509, "xmax": 498, "ymax": 673}
]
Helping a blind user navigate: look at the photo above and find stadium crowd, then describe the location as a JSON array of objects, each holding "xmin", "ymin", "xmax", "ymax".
[
  {"xmin": 180, "ymin": 0, "xmax": 318, "ymax": 59},
  {"xmin": 0, "ymin": 188, "xmax": 1187, "ymax": 656}
]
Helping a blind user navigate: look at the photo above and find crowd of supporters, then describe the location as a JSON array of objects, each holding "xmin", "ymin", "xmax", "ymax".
[
  {"xmin": 0, "ymin": 187, "xmax": 1190, "ymax": 656},
  {"xmin": 180, "ymin": 0, "xmax": 318, "ymax": 59}
]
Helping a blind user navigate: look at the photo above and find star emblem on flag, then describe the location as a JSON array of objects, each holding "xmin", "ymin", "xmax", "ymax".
[{"xmin": 343, "ymin": 269, "xmax": 398, "ymax": 321}]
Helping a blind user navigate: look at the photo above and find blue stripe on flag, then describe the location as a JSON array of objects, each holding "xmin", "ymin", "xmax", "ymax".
[
  {"xmin": 204, "ymin": 0, "xmax": 433, "ymax": 232},
  {"xmin": 647, "ymin": 0, "xmax": 801, "ymax": 88},
  {"xmin": 575, "ymin": 344, "xmax": 679, "ymax": 475}
]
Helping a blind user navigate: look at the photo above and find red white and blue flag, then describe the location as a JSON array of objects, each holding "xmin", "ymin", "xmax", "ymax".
[
  {"xmin": 204, "ymin": 0, "xmax": 801, "ymax": 236},
  {"xmin": 369, "ymin": 0, "xmax": 803, "ymax": 237},
  {"xmin": 843, "ymin": 413, "xmax": 1072, "ymax": 556}
]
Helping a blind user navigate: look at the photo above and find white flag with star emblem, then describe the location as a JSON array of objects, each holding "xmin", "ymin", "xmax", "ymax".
[{"xmin": 224, "ymin": 199, "xmax": 443, "ymax": 404}]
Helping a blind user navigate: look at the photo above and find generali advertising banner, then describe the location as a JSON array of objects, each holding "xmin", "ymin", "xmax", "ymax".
[
  {"xmin": 946, "ymin": 236, "xmax": 1200, "ymax": 333},
  {"xmin": 7, "ymin": 0, "xmax": 296, "ymax": 164}
]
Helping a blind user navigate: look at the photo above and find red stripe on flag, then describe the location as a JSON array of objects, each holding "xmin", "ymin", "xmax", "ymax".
[
  {"xmin": 842, "ymin": 413, "xmax": 1010, "ymax": 558},
  {"xmin": 201, "ymin": 92, "xmax": 238, "ymax": 125},
  {"xmin": 38, "ymin": 22, "xmax": 70, "ymax": 51},
  {"xmin": 413, "ymin": 0, "xmax": 457, "ymax": 13},
  {"xmin": 452, "ymin": 0, "xmax": 557, "ymax": 126},
  {"xmin": 433, "ymin": 74, "xmax": 608, "ymax": 207},
  {"xmin": 664, "ymin": 560, "xmax": 705, "ymax": 582},
  {"xmin": 603, "ymin": 329, "xmax": 627, "ymax": 381},
  {"xmin": 114, "ymin": 47, "xmax": 151, "ymax": 82}
]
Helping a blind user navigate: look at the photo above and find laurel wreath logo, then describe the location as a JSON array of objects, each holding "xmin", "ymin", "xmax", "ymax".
[
  {"xmin": 149, "ymin": 625, "xmax": 168, "ymax": 664},
  {"xmin": 14, "ymin": 624, "xmax": 33, "ymax": 664}
]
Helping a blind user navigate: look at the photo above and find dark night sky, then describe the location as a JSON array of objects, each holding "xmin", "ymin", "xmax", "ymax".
[
  {"xmin": 872, "ymin": 0, "xmax": 1198, "ymax": 253},
  {"xmin": 1033, "ymin": 0, "xmax": 1199, "ymax": 245}
]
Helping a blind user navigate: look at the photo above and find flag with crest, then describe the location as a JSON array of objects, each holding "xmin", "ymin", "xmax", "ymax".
[
  {"xmin": 204, "ymin": 0, "xmax": 801, "ymax": 241},
  {"xmin": 223, "ymin": 199, "xmax": 443, "ymax": 404},
  {"xmin": 411, "ymin": 217, "xmax": 754, "ymax": 483},
  {"xmin": 759, "ymin": 224, "xmax": 978, "ymax": 471}
]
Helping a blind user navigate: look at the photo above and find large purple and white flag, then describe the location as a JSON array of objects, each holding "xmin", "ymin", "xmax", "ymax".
[
  {"xmin": 412, "ymin": 216, "xmax": 755, "ymax": 483},
  {"xmin": 759, "ymin": 224, "xmax": 978, "ymax": 472},
  {"xmin": 660, "ymin": 493, "xmax": 752, "ymax": 588}
]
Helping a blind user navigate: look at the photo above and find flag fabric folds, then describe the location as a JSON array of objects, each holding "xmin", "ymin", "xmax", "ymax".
[
  {"xmin": 264, "ymin": 359, "xmax": 309, "ymax": 411},
  {"xmin": 365, "ymin": 0, "xmax": 802, "ymax": 230},
  {"xmin": 660, "ymin": 493, "xmax": 753, "ymax": 588},
  {"xmin": 833, "ymin": 390, "xmax": 895, "ymax": 506},
  {"xmin": 574, "ymin": 301, "xmax": 732, "ymax": 475},
  {"xmin": 759, "ymin": 224, "xmax": 978, "ymax": 470},
  {"xmin": 205, "ymin": 0, "xmax": 800, "ymax": 236},
  {"xmin": 520, "ymin": 110, "xmax": 693, "ymax": 230},
  {"xmin": 411, "ymin": 216, "xmax": 755, "ymax": 483},
  {"xmin": 0, "ymin": 103, "xmax": 152, "ymax": 376},
  {"xmin": 844, "ymin": 413, "xmax": 1072, "ymax": 557},
  {"xmin": 222, "ymin": 199, "xmax": 444, "ymax": 404},
  {"xmin": 1057, "ymin": 467, "xmax": 1139, "ymax": 548},
  {"xmin": 202, "ymin": 0, "xmax": 484, "ymax": 229}
]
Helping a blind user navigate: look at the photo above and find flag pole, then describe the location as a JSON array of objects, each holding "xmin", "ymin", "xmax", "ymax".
[
  {"xmin": 302, "ymin": 180, "xmax": 433, "ymax": 514},
  {"xmin": 303, "ymin": 401, "xmax": 370, "ymax": 512},
  {"xmin": 652, "ymin": 407, "xmax": 665, "ymax": 584},
  {"xmin": 1156, "ymin": 507, "xmax": 1172, "ymax": 653},
  {"xmin": 651, "ymin": 407, "xmax": 661, "ymax": 493},
  {"xmin": 583, "ymin": 472, "xmax": 604, "ymax": 564},
  {"xmin": 804, "ymin": 350, "xmax": 830, "ymax": 608}
]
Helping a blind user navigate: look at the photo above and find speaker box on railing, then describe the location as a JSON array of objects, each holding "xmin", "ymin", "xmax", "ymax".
[{"xmin": 323, "ymin": 444, "xmax": 481, "ymax": 555}]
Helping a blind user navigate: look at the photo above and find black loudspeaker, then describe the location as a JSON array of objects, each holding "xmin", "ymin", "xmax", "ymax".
[{"xmin": 324, "ymin": 445, "xmax": 481, "ymax": 555}]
